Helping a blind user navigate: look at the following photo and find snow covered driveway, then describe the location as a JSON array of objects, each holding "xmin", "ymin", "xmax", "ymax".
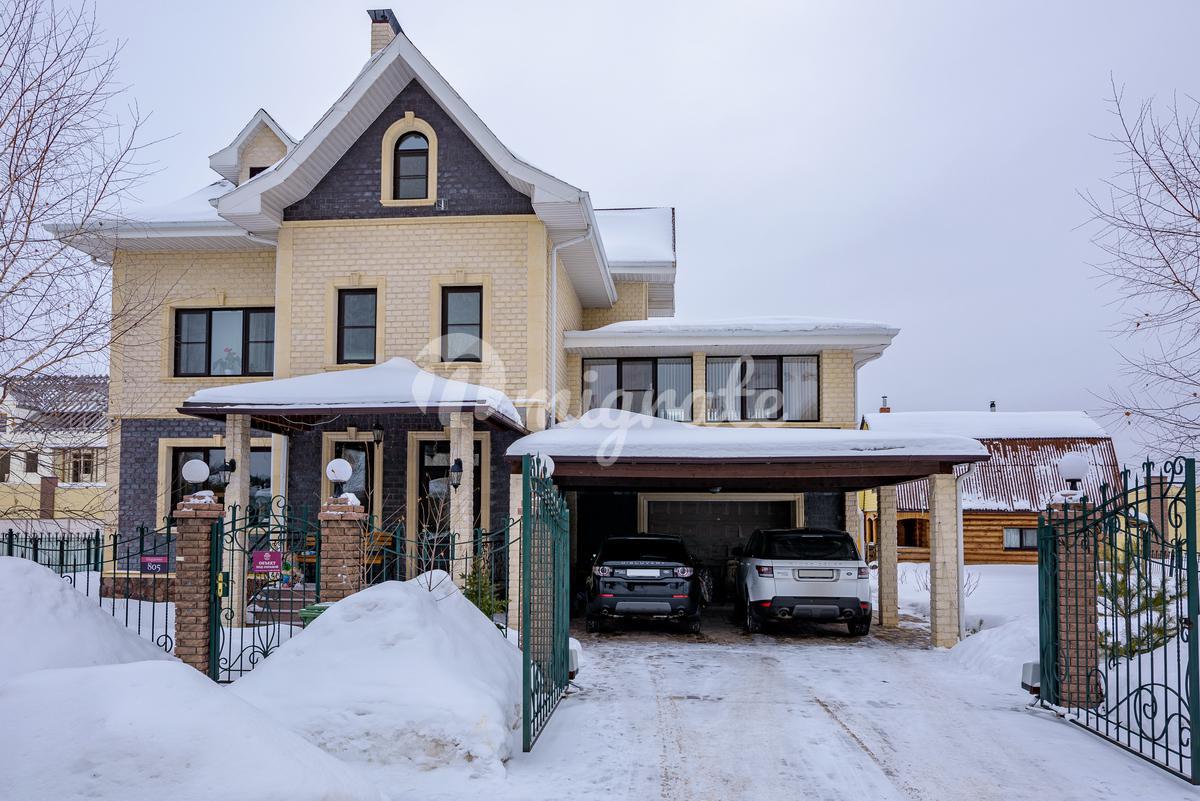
[{"xmin": 400, "ymin": 626, "xmax": 1195, "ymax": 801}]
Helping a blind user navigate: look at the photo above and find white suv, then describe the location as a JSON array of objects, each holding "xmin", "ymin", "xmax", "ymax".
[{"xmin": 736, "ymin": 528, "xmax": 872, "ymax": 636}]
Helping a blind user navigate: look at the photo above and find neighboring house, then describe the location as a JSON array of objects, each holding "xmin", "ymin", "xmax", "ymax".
[
  {"xmin": 0, "ymin": 375, "xmax": 110, "ymax": 533},
  {"xmin": 51, "ymin": 9, "xmax": 988, "ymax": 641},
  {"xmin": 859, "ymin": 409, "xmax": 1120, "ymax": 564}
]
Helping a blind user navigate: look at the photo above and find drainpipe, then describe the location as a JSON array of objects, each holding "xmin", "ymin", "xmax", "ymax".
[
  {"xmin": 956, "ymin": 462, "xmax": 979, "ymax": 639},
  {"xmin": 547, "ymin": 228, "xmax": 593, "ymax": 428}
]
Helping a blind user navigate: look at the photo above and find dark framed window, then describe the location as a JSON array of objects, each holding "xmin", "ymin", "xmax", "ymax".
[
  {"xmin": 582, "ymin": 357, "xmax": 692, "ymax": 421},
  {"xmin": 705, "ymin": 355, "xmax": 819, "ymax": 422},
  {"xmin": 394, "ymin": 132, "xmax": 429, "ymax": 200},
  {"xmin": 171, "ymin": 446, "xmax": 270, "ymax": 511},
  {"xmin": 898, "ymin": 518, "xmax": 929, "ymax": 549},
  {"xmin": 1004, "ymin": 527, "xmax": 1039, "ymax": 551},
  {"xmin": 174, "ymin": 308, "xmax": 274, "ymax": 377},
  {"xmin": 24, "ymin": 451, "xmax": 38, "ymax": 473},
  {"xmin": 337, "ymin": 289, "xmax": 377, "ymax": 364},
  {"xmin": 441, "ymin": 286, "xmax": 483, "ymax": 362},
  {"xmin": 59, "ymin": 448, "xmax": 103, "ymax": 483},
  {"xmin": 247, "ymin": 166, "xmax": 268, "ymax": 179}
]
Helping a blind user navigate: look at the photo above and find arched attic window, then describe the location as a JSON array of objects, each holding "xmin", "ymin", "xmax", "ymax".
[{"xmin": 393, "ymin": 132, "xmax": 429, "ymax": 200}]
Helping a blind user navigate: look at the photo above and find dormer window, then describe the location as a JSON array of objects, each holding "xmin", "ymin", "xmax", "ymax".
[
  {"xmin": 394, "ymin": 133, "xmax": 429, "ymax": 199},
  {"xmin": 380, "ymin": 112, "xmax": 438, "ymax": 207}
]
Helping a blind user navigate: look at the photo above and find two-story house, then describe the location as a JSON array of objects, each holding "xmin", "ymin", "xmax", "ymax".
[{"xmin": 55, "ymin": 9, "xmax": 989, "ymax": 644}]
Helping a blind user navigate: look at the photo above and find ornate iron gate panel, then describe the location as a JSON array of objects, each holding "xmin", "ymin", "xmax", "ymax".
[
  {"xmin": 1038, "ymin": 457, "xmax": 1198, "ymax": 782},
  {"xmin": 520, "ymin": 454, "xmax": 570, "ymax": 752},
  {"xmin": 5, "ymin": 524, "xmax": 176, "ymax": 653},
  {"xmin": 210, "ymin": 500, "xmax": 320, "ymax": 682}
]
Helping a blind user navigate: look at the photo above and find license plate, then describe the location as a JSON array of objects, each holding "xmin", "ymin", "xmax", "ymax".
[
  {"xmin": 795, "ymin": 569, "xmax": 835, "ymax": 580},
  {"xmin": 626, "ymin": 568, "xmax": 660, "ymax": 578}
]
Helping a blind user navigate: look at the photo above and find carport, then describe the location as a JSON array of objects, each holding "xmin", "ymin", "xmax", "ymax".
[{"xmin": 507, "ymin": 409, "xmax": 989, "ymax": 647}]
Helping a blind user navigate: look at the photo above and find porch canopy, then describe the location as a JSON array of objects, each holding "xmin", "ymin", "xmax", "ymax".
[
  {"xmin": 506, "ymin": 408, "xmax": 989, "ymax": 492},
  {"xmin": 178, "ymin": 357, "xmax": 526, "ymax": 434}
]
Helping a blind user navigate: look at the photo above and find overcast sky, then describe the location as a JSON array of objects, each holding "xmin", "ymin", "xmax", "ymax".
[{"xmin": 93, "ymin": 0, "xmax": 1200, "ymax": 464}]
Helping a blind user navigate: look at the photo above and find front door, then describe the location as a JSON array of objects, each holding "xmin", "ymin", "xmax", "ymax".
[{"xmin": 413, "ymin": 439, "xmax": 482, "ymax": 574}]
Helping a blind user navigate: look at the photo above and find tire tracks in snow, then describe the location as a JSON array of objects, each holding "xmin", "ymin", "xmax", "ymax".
[{"xmin": 812, "ymin": 695, "xmax": 924, "ymax": 801}]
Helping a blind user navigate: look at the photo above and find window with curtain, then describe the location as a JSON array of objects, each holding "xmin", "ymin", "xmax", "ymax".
[
  {"xmin": 706, "ymin": 355, "xmax": 820, "ymax": 422},
  {"xmin": 441, "ymin": 286, "xmax": 483, "ymax": 362},
  {"xmin": 581, "ymin": 357, "xmax": 693, "ymax": 421},
  {"xmin": 174, "ymin": 308, "xmax": 275, "ymax": 377},
  {"xmin": 393, "ymin": 132, "xmax": 429, "ymax": 199},
  {"xmin": 1003, "ymin": 527, "xmax": 1038, "ymax": 550}
]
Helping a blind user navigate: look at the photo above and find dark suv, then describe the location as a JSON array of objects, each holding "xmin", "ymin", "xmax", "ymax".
[{"xmin": 585, "ymin": 535, "xmax": 702, "ymax": 633}]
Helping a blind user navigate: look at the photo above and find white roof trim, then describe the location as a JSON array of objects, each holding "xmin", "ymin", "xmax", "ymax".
[
  {"xmin": 208, "ymin": 109, "xmax": 296, "ymax": 184},
  {"xmin": 216, "ymin": 29, "xmax": 616, "ymax": 306}
]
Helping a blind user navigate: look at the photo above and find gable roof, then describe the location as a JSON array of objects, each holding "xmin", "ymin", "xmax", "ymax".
[
  {"xmin": 2, "ymin": 375, "xmax": 109, "ymax": 432},
  {"xmin": 207, "ymin": 109, "xmax": 296, "ymax": 184},
  {"xmin": 216, "ymin": 25, "xmax": 616, "ymax": 307},
  {"xmin": 862, "ymin": 410, "xmax": 1108, "ymax": 439}
]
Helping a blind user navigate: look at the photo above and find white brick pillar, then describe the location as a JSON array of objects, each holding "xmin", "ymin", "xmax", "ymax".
[
  {"xmin": 928, "ymin": 472, "xmax": 961, "ymax": 647},
  {"xmin": 844, "ymin": 492, "xmax": 862, "ymax": 554},
  {"xmin": 506, "ymin": 471, "xmax": 523, "ymax": 629},
  {"xmin": 448, "ymin": 411, "xmax": 475, "ymax": 587},
  {"xmin": 223, "ymin": 413, "xmax": 252, "ymax": 628},
  {"xmin": 691, "ymin": 352, "xmax": 707, "ymax": 423},
  {"xmin": 877, "ymin": 485, "xmax": 899, "ymax": 627}
]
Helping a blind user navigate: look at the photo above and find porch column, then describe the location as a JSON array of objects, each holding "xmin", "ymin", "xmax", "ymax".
[
  {"xmin": 877, "ymin": 485, "xmax": 899, "ymax": 627},
  {"xmin": 319, "ymin": 495, "xmax": 366, "ymax": 603},
  {"xmin": 844, "ymin": 492, "xmax": 862, "ymax": 554},
  {"xmin": 448, "ymin": 411, "xmax": 475, "ymax": 587},
  {"xmin": 928, "ymin": 472, "xmax": 961, "ymax": 648},
  {"xmin": 691, "ymin": 352, "xmax": 706, "ymax": 423},
  {"xmin": 224, "ymin": 413, "xmax": 252, "ymax": 628},
  {"xmin": 506, "ymin": 471, "xmax": 522, "ymax": 629}
]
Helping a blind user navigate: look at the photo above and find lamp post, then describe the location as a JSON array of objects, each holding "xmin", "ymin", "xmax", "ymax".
[
  {"xmin": 326, "ymin": 457, "xmax": 353, "ymax": 498},
  {"xmin": 216, "ymin": 458, "xmax": 237, "ymax": 486},
  {"xmin": 181, "ymin": 458, "xmax": 210, "ymax": 496},
  {"xmin": 1057, "ymin": 452, "xmax": 1090, "ymax": 497},
  {"xmin": 449, "ymin": 458, "xmax": 463, "ymax": 491}
]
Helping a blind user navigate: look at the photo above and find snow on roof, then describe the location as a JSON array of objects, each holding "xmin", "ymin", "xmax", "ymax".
[
  {"xmin": 507, "ymin": 408, "xmax": 988, "ymax": 462},
  {"xmin": 595, "ymin": 208, "xmax": 675, "ymax": 266},
  {"xmin": 119, "ymin": 181, "xmax": 234, "ymax": 225},
  {"xmin": 581, "ymin": 316, "xmax": 899, "ymax": 338},
  {"xmin": 182, "ymin": 358, "xmax": 522, "ymax": 428},
  {"xmin": 863, "ymin": 411, "xmax": 1109, "ymax": 440}
]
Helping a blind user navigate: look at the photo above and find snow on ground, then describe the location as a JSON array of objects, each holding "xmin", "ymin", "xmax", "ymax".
[
  {"xmin": 231, "ymin": 571, "xmax": 522, "ymax": 778},
  {"xmin": 0, "ymin": 558, "xmax": 173, "ymax": 682},
  {"xmin": 0, "ymin": 660, "xmax": 385, "ymax": 801}
]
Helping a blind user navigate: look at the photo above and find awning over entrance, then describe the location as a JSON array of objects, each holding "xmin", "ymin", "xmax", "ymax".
[
  {"xmin": 506, "ymin": 409, "xmax": 989, "ymax": 492},
  {"xmin": 177, "ymin": 357, "xmax": 525, "ymax": 434}
]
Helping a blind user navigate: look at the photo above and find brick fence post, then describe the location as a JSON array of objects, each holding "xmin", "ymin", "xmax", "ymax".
[
  {"xmin": 173, "ymin": 495, "xmax": 224, "ymax": 676},
  {"xmin": 1047, "ymin": 501, "xmax": 1102, "ymax": 707},
  {"xmin": 318, "ymin": 497, "xmax": 366, "ymax": 603}
]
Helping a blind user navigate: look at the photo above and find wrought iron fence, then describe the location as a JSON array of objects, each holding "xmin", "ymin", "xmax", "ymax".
[
  {"xmin": 1038, "ymin": 456, "xmax": 1198, "ymax": 783},
  {"xmin": 3, "ymin": 524, "xmax": 176, "ymax": 653}
]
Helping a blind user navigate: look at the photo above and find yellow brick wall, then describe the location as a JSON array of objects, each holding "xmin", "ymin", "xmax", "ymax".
[
  {"xmin": 237, "ymin": 127, "xmax": 287, "ymax": 185},
  {"xmin": 819, "ymin": 349, "xmax": 857, "ymax": 428},
  {"xmin": 0, "ymin": 482, "xmax": 111, "ymax": 522},
  {"xmin": 581, "ymin": 281, "xmax": 648, "ymax": 329},
  {"xmin": 110, "ymin": 250, "xmax": 277, "ymax": 419},
  {"xmin": 281, "ymin": 217, "xmax": 538, "ymax": 406},
  {"xmin": 551, "ymin": 257, "xmax": 582, "ymax": 421}
]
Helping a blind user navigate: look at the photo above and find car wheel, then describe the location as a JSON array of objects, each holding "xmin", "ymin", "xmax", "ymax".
[
  {"xmin": 585, "ymin": 616, "xmax": 601, "ymax": 634},
  {"xmin": 743, "ymin": 599, "xmax": 762, "ymax": 634},
  {"xmin": 848, "ymin": 618, "xmax": 871, "ymax": 637}
]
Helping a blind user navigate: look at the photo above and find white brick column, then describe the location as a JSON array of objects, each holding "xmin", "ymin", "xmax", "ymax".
[
  {"xmin": 691, "ymin": 352, "xmax": 706, "ymax": 423},
  {"xmin": 928, "ymin": 473, "xmax": 961, "ymax": 647},
  {"xmin": 223, "ymin": 413, "xmax": 252, "ymax": 628},
  {"xmin": 506, "ymin": 471, "xmax": 523, "ymax": 629},
  {"xmin": 877, "ymin": 485, "xmax": 899, "ymax": 627},
  {"xmin": 448, "ymin": 411, "xmax": 475, "ymax": 587}
]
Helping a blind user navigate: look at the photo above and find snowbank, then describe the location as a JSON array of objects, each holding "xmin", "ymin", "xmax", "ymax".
[
  {"xmin": 0, "ymin": 557, "xmax": 173, "ymax": 682},
  {"xmin": 0, "ymin": 661, "xmax": 384, "ymax": 801},
  {"xmin": 232, "ymin": 571, "xmax": 522, "ymax": 776},
  {"xmin": 949, "ymin": 615, "xmax": 1039, "ymax": 686}
]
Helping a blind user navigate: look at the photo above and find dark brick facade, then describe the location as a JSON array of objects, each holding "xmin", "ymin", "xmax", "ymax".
[
  {"xmin": 283, "ymin": 81, "xmax": 534, "ymax": 221},
  {"xmin": 119, "ymin": 417, "xmax": 228, "ymax": 532}
]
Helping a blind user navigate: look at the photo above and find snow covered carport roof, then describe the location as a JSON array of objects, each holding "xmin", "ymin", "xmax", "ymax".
[
  {"xmin": 506, "ymin": 409, "xmax": 988, "ymax": 492},
  {"xmin": 178, "ymin": 358, "xmax": 526, "ymax": 434}
]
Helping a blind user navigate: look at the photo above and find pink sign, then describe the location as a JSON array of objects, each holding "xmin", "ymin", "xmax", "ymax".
[
  {"xmin": 140, "ymin": 555, "xmax": 169, "ymax": 574},
  {"xmin": 251, "ymin": 550, "xmax": 283, "ymax": 573}
]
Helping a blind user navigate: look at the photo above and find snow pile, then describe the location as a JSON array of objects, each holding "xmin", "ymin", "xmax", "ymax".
[
  {"xmin": 119, "ymin": 180, "xmax": 234, "ymax": 224},
  {"xmin": 232, "ymin": 571, "xmax": 522, "ymax": 776},
  {"xmin": 863, "ymin": 410, "xmax": 1108, "ymax": 439},
  {"xmin": 0, "ymin": 557, "xmax": 173, "ymax": 682},
  {"xmin": 184, "ymin": 357, "xmax": 522, "ymax": 428},
  {"xmin": 580, "ymin": 315, "xmax": 898, "ymax": 337},
  {"xmin": 508, "ymin": 407, "xmax": 988, "ymax": 463},
  {"xmin": 0, "ymin": 661, "xmax": 384, "ymax": 801}
]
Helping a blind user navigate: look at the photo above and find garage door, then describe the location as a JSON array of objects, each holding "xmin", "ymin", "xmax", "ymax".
[{"xmin": 645, "ymin": 499, "xmax": 793, "ymax": 568}]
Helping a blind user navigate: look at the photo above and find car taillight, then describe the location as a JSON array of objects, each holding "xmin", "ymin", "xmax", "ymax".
[
  {"xmin": 674, "ymin": 566, "xmax": 694, "ymax": 578},
  {"xmin": 755, "ymin": 565, "xmax": 774, "ymax": 577},
  {"xmin": 858, "ymin": 566, "xmax": 869, "ymax": 579},
  {"xmin": 593, "ymin": 565, "xmax": 612, "ymax": 577}
]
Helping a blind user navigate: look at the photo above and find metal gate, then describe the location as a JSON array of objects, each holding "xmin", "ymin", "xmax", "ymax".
[
  {"xmin": 520, "ymin": 453, "xmax": 570, "ymax": 751},
  {"xmin": 1038, "ymin": 456, "xmax": 1198, "ymax": 782},
  {"xmin": 210, "ymin": 499, "xmax": 320, "ymax": 682}
]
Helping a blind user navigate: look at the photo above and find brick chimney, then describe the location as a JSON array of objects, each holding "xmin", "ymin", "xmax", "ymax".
[
  {"xmin": 879, "ymin": 395, "xmax": 891, "ymax": 414},
  {"xmin": 368, "ymin": 9, "xmax": 400, "ymax": 55},
  {"xmin": 989, "ymin": 400, "xmax": 997, "ymax": 412}
]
